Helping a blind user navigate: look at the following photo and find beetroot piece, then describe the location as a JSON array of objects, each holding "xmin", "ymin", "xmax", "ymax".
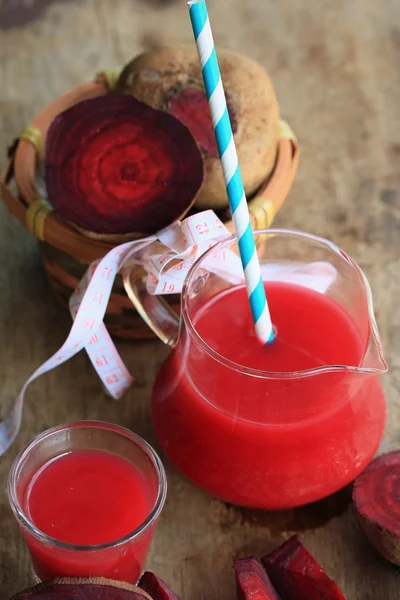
[
  {"xmin": 168, "ymin": 87, "xmax": 237, "ymax": 156},
  {"xmin": 139, "ymin": 572, "xmax": 181, "ymax": 600},
  {"xmin": 45, "ymin": 95, "xmax": 204, "ymax": 236},
  {"xmin": 353, "ymin": 450, "xmax": 400, "ymax": 565},
  {"xmin": 234, "ymin": 557, "xmax": 281, "ymax": 600},
  {"xmin": 10, "ymin": 577, "xmax": 152, "ymax": 599},
  {"xmin": 261, "ymin": 535, "xmax": 346, "ymax": 600}
]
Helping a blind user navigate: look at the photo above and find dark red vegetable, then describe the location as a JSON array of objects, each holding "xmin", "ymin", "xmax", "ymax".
[
  {"xmin": 10, "ymin": 577, "xmax": 152, "ymax": 599},
  {"xmin": 45, "ymin": 95, "xmax": 204, "ymax": 237},
  {"xmin": 168, "ymin": 88, "xmax": 237, "ymax": 156},
  {"xmin": 353, "ymin": 450, "xmax": 400, "ymax": 565},
  {"xmin": 234, "ymin": 557, "xmax": 281, "ymax": 600},
  {"xmin": 261, "ymin": 535, "xmax": 346, "ymax": 600},
  {"xmin": 139, "ymin": 572, "xmax": 181, "ymax": 600}
]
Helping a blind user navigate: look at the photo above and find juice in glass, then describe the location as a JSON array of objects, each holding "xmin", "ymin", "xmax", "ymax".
[{"xmin": 8, "ymin": 421, "xmax": 167, "ymax": 583}]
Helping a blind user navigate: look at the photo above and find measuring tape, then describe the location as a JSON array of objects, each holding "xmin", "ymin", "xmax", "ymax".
[
  {"xmin": 0, "ymin": 209, "xmax": 338, "ymax": 456},
  {"xmin": 0, "ymin": 210, "xmax": 238, "ymax": 456}
]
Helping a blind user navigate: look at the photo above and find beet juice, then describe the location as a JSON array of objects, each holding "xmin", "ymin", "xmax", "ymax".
[
  {"xmin": 8, "ymin": 422, "xmax": 167, "ymax": 583},
  {"xmin": 152, "ymin": 281, "xmax": 386, "ymax": 508}
]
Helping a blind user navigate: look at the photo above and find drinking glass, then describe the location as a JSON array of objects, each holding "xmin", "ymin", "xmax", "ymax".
[{"xmin": 8, "ymin": 421, "xmax": 167, "ymax": 583}]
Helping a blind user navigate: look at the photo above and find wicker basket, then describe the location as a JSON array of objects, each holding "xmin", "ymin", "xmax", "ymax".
[{"xmin": 0, "ymin": 73, "xmax": 299, "ymax": 339}]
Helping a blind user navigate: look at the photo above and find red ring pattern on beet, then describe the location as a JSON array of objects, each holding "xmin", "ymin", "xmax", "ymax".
[
  {"xmin": 353, "ymin": 451, "xmax": 400, "ymax": 538},
  {"xmin": 234, "ymin": 557, "xmax": 281, "ymax": 600},
  {"xmin": 45, "ymin": 95, "xmax": 204, "ymax": 235}
]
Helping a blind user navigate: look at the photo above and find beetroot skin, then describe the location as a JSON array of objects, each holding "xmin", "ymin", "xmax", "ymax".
[
  {"xmin": 10, "ymin": 577, "xmax": 152, "ymax": 600},
  {"xmin": 234, "ymin": 557, "xmax": 281, "ymax": 600},
  {"xmin": 261, "ymin": 535, "xmax": 346, "ymax": 600},
  {"xmin": 353, "ymin": 450, "xmax": 400, "ymax": 565},
  {"xmin": 45, "ymin": 95, "xmax": 203, "ymax": 236},
  {"xmin": 139, "ymin": 572, "xmax": 181, "ymax": 600},
  {"xmin": 114, "ymin": 46, "xmax": 280, "ymax": 210}
]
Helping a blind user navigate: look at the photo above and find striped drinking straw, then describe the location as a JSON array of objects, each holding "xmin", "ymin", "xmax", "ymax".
[{"xmin": 188, "ymin": 0, "xmax": 274, "ymax": 343}]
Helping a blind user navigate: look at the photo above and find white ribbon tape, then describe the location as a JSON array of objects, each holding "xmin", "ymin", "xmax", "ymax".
[{"xmin": 0, "ymin": 210, "xmax": 337, "ymax": 455}]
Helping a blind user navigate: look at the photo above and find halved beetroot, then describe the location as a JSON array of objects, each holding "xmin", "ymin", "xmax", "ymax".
[
  {"xmin": 353, "ymin": 450, "xmax": 400, "ymax": 565},
  {"xmin": 114, "ymin": 46, "xmax": 279, "ymax": 210},
  {"xmin": 234, "ymin": 557, "xmax": 281, "ymax": 600},
  {"xmin": 45, "ymin": 95, "xmax": 204, "ymax": 239},
  {"xmin": 261, "ymin": 535, "xmax": 346, "ymax": 600},
  {"xmin": 139, "ymin": 572, "xmax": 181, "ymax": 600},
  {"xmin": 10, "ymin": 577, "xmax": 152, "ymax": 599}
]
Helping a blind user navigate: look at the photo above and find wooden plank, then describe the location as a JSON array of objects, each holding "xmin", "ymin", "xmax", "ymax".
[{"xmin": 0, "ymin": 0, "xmax": 399, "ymax": 598}]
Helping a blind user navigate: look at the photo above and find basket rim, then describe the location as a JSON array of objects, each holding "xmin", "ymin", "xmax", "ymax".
[{"xmin": 1, "ymin": 78, "xmax": 299, "ymax": 264}]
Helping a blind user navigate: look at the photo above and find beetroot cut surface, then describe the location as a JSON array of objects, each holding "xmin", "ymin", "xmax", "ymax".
[
  {"xmin": 139, "ymin": 572, "xmax": 181, "ymax": 600},
  {"xmin": 45, "ymin": 95, "xmax": 204, "ymax": 235},
  {"xmin": 353, "ymin": 450, "xmax": 400, "ymax": 565},
  {"xmin": 234, "ymin": 557, "xmax": 281, "ymax": 600},
  {"xmin": 10, "ymin": 577, "xmax": 152, "ymax": 600},
  {"xmin": 261, "ymin": 535, "xmax": 346, "ymax": 600},
  {"xmin": 168, "ymin": 87, "xmax": 237, "ymax": 156}
]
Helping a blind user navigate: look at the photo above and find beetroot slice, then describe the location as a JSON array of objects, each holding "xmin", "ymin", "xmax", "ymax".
[
  {"xmin": 10, "ymin": 577, "xmax": 152, "ymax": 599},
  {"xmin": 353, "ymin": 450, "xmax": 400, "ymax": 565},
  {"xmin": 45, "ymin": 95, "xmax": 204, "ymax": 235},
  {"xmin": 234, "ymin": 557, "xmax": 281, "ymax": 600},
  {"xmin": 138, "ymin": 572, "xmax": 181, "ymax": 600},
  {"xmin": 261, "ymin": 535, "xmax": 346, "ymax": 600}
]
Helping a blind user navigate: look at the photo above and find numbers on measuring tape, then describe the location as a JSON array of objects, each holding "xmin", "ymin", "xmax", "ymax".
[
  {"xmin": 95, "ymin": 355, "xmax": 109, "ymax": 368},
  {"xmin": 92, "ymin": 292, "xmax": 104, "ymax": 306},
  {"xmin": 195, "ymin": 222, "xmax": 210, "ymax": 235},
  {"xmin": 83, "ymin": 318, "xmax": 96, "ymax": 330},
  {"xmin": 0, "ymin": 209, "xmax": 236, "ymax": 456},
  {"xmin": 162, "ymin": 282, "xmax": 176, "ymax": 293},
  {"xmin": 101, "ymin": 266, "xmax": 113, "ymax": 280}
]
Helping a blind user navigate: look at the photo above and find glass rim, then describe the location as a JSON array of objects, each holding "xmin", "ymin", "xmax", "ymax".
[
  {"xmin": 7, "ymin": 420, "xmax": 167, "ymax": 552},
  {"xmin": 181, "ymin": 227, "xmax": 387, "ymax": 379}
]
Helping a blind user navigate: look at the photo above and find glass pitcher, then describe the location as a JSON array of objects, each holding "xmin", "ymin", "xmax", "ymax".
[{"xmin": 125, "ymin": 229, "xmax": 388, "ymax": 509}]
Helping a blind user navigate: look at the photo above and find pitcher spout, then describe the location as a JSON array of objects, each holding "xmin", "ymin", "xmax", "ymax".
[
  {"xmin": 361, "ymin": 323, "xmax": 388, "ymax": 374},
  {"xmin": 359, "ymin": 268, "xmax": 388, "ymax": 375}
]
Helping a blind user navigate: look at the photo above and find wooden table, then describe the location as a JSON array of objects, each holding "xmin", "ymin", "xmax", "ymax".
[{"xmin": 0, "ymin": 1, "xmax": 399, "ymax": 598}]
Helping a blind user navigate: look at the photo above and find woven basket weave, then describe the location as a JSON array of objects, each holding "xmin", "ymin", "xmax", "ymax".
[{"xmin": 0, "ymin": 72, "xmax": 299, "ymax": 339}]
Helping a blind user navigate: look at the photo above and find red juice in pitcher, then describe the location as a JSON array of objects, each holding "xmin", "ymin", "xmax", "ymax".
[{"xmin": 152, "ymin": 282, "xmax": 386, "ymax": 508}]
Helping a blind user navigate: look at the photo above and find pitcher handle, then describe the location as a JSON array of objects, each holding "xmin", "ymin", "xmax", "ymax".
[{"xmin": 123, "ymin": 269, "xmax": 180, "ymax": 347}]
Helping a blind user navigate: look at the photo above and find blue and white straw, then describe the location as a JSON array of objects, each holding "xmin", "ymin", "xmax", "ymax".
[{"xmin": 188, "ymin": 0, "xmax": 274, "ymax": 343}]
